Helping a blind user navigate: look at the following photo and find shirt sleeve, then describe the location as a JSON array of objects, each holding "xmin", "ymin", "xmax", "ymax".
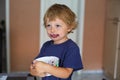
[{"xmin": 63, "ymin": 46, "xmax": 83, "ymax": 71}]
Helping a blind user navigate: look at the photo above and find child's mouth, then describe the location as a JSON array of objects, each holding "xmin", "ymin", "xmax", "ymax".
[{"xmin": 50, "ymin": 34, "xmax": 59, "ymax": 38}]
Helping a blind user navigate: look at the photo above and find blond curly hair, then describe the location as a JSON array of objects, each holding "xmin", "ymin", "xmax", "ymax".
[{"xmin": 43, "ymin": 4, "xmax": 78, "ymax": 33}]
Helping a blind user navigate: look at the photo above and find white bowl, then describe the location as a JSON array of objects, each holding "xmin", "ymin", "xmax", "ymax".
[{"xmin": 35, "ymin": 56, "xmax": 59, "ymax": 76}]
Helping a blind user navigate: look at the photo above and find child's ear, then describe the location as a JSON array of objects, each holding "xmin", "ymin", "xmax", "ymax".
[
  {"xmin": 67, "ymin": 27, "xmax": 73, "ymax": 33},
  {"xmin": 67, "ymin": 28, "xmax": 71, "ymax": 32}
]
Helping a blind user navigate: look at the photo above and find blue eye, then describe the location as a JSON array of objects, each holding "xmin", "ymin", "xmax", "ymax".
[
  {"xmin": 46, "ymin": 24, "xmax": 51, "ymax": 29},
  {"xmin": 46, "ymin": 24, "xmax": 50, "ymax": 27},
  {"xmin": 56, "ymin": 25, "xmax": 61, "ymax": 28}
]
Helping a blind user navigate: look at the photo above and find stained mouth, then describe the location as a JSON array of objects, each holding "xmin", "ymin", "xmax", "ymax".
[{"xmin": 50, "ymin": 34, "xmax": 59, "ymax": 38}]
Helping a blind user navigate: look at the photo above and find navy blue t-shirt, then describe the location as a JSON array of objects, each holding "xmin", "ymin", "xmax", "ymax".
[{"xmin": 35, "ymin": 39, "xmax": 83, "ymax": 80}]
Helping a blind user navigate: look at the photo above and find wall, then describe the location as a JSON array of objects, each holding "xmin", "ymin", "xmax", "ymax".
[
  {"xmin": 10, "ymin": 0, "xmax": 40, "ymax": 72},
  {"xmin": 82, "ymin": 0, "xmax": 106, "ymax": 70}
]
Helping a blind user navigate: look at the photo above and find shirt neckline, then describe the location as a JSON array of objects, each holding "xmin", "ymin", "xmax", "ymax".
[{"xmin": 50, "ymin": 39, "xmax": 71, "ymax": 46}]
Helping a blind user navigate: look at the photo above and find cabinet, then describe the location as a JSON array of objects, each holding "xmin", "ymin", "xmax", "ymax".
[{"xmin": 103, "ymin": 0, "xmax": 120, "ymax": 80}]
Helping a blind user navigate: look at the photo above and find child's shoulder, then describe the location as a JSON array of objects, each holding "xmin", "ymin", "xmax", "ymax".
[{"xmin": 66, "ymin": 39, "xmax": 79, "ymax": 49}]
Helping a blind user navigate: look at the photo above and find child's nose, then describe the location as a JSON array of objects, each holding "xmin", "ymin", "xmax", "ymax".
[{"xmin": 51, "ymin": 27, "xmax": 55, "ymax": 32}]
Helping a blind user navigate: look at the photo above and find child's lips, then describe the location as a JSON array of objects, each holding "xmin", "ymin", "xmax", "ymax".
[{"xmin": 50, "ymin": 34, "xmax": 59, "ymax": 38}]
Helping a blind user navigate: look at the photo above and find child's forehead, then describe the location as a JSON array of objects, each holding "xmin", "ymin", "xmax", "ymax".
[
  {"xmin": 46, "ymin": 17, "xmax": 67, "ymax": 25},
  {"xmin": 46, "ymin": 17, "xmax": 62, "ymax": 21}
]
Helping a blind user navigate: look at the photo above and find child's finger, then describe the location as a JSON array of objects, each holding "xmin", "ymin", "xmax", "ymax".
[{"xmin": 32, "ymin": 60, "xmax": 37, "ymax": 64}]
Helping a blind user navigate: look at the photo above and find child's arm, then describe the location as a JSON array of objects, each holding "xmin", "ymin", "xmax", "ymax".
[
  {"xmin": 46, "ymin": 63, "xmax": 73, "ymax": 78},
  {"xmin": 33, "ymin": 61, "xmax": 73, "ymax": 79}
]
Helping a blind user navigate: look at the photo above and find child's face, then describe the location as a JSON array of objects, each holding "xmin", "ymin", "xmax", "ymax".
[{"xmin": 45, "ymin": 18, "xmax": 71, "ymax": 44}]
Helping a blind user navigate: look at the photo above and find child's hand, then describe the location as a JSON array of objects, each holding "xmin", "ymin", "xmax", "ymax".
[
  {"xmin": 30, "ymin": 60, "xmax": 47, "ymax": 77},
  {"xmin": 33, "ymin": 60, "xmax": 48, "ymax": 71}
]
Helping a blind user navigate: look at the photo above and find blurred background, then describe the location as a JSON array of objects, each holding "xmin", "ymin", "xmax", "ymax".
[{"xmin": 0, "ymin": 0, "xmax": 120, "ymax": 80}]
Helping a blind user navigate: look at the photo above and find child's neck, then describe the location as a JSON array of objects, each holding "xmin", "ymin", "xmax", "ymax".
[{"xmin": 53, "ymin": 38, "xmax": 69, "ymax": 44}]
